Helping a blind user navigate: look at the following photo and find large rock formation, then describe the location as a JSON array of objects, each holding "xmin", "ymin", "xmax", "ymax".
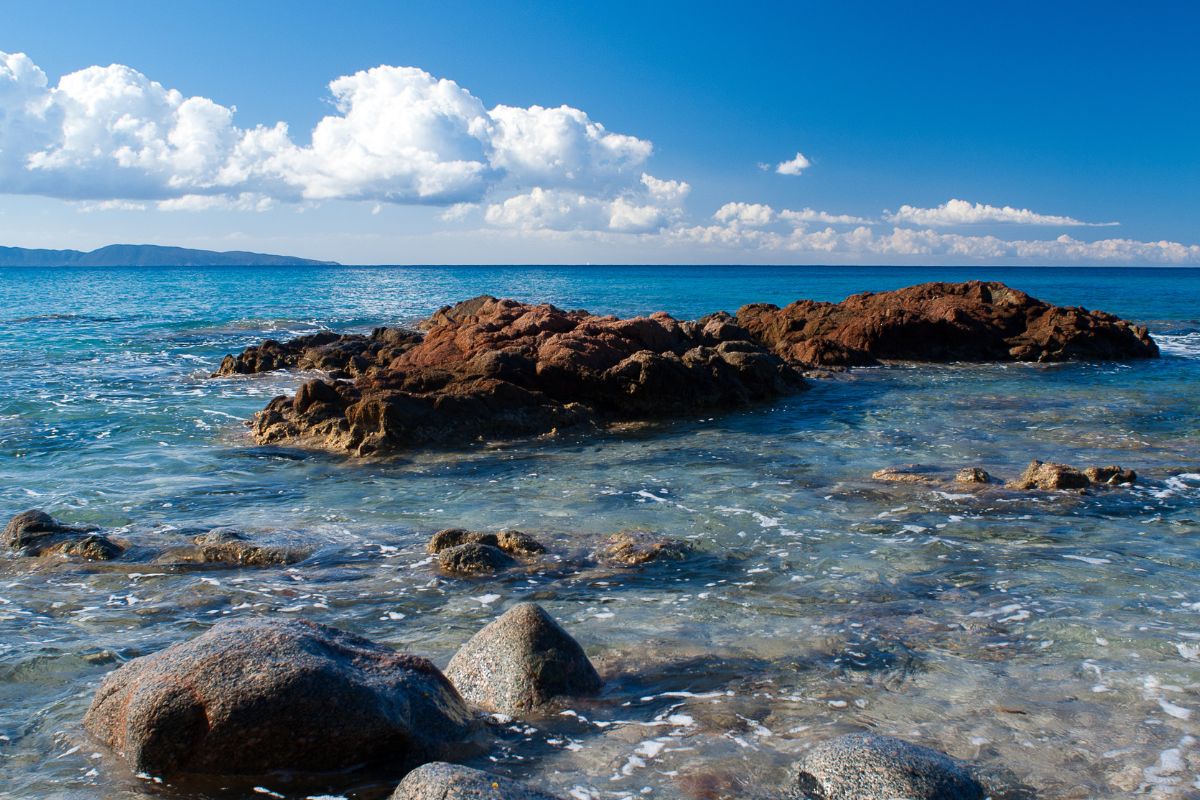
[
  {"xmin": 214, "ymin": 327, "xmax": 422, "ymax": 379},
  {"xmin": 445, "ymin": 603, "xmax": 601, "ymax": 715},
  {"xmin": 792, "ymin": 733, "xmax": 985, "ymax": 800},
  {"xmin": 83, "ymin": 617, "xmax": 476, "ymax": 778},
  {"xmin": 737, "ymin": 280, "xmax": 1158, "ymax": 367},
  {"xmin": 227, "ymin": 297, "xmax": 803, "ymax": 455},
  {"xmin": 390, "ymin": 762, "xmax": 563, "ymax": 800}
]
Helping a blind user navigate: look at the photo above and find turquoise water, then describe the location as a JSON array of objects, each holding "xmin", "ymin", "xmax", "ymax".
[{"xmin": 1, "ymin": 266, "xmax": 1199, "ymax": 799}]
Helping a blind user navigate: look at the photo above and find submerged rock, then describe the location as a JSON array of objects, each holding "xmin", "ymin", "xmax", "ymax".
[
  {"xmin": 3, "ymin": 509, "xmax": 122, "ymax": 560},
  {"xmin": 737, "ymin": 280, "xmax": 1158, "ymax": 367},
  {"xmin": 235, "ymin": 296, "xmax": 804, "ymax": 455},
  {"xmin": 955, "ymin": 467, "xmax": 993, "ymax": 484},
  {"xmin": 1084, "ymin": 465, "xmax": 1137, "ymax": 485},
  {"xmin": 183, "ymin": 528, "xmax": 304, "ymax": 566},
  {"xmin": 390, "ymin": 761, "xmax": 563, "ymax": 800},
  {"xmin": 438, "ymin": 542, "xmax": 515, "ymax": 576},
  {"xmin": 445, "ymin": 602, "xmax": 602, "ymax": 715},
  {"xmin": 83, "ymin": 617, "xmax": 476, "ymax": 778},
  {"xmin": 596, "ymin": 530, "xmax": 692, "ymax": 566},
  {"xmin": 1010, "ymin": 460, "xmax": 1091, "ymax": 491},
  {"xmin": 792, "ymin": 733, "xmax": 984, "ymax": 800},
  {"xmin": 871, "ymin": 465, "xmax": 942, "ymax": 484}
]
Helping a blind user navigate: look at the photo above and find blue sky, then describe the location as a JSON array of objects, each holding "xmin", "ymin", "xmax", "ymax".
[{"xmin": 1, "ymin": 1, "xmax": 1197, "ymax": 264}]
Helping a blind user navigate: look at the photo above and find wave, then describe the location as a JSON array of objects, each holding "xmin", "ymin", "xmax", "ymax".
[{"xmin": 1155, "ymin": 332, "xmax": 1200, "ymax": 359}]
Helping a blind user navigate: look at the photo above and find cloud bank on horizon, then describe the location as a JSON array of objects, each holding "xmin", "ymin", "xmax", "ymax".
[{"xmin": 1, "ymin": 50, "xmax": 1196, "ymax": 265}]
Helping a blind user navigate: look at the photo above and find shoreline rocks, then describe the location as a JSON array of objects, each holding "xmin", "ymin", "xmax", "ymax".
[
  {"xmin": 429, "ymin": 528, "xmax": 548, "ymax": 576},
  {"xmin": 445, "ymin": 603, "xmax": 602, "ymax": 715},
  {"xmin": 737, "ymin": 280, "xmax": 1158, "ymax": 367},
  {"xmin": 792, "ymin": 733, "xmax": 985, "ymax": 800},
  {"xmin": 83, "ymin": 617, "xmax": 477, "ymax": 778},
  {"xmin": 390, "ymin": 762, "xmax": 563, "ymax": 800},
  {"xmin": 3, "ymin": 510, "xmax": 123, "ymax": 560}
]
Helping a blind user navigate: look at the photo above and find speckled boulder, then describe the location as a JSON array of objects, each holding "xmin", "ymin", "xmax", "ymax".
[
  {"xmin": 792, "ymin": 733, "xmax": 984, "ymax": 800},
  {"xmin": 496, "ymin": 530, "xmax": 546, "ymax": 556},
  {"xmin": 428, "ymin": 528, "xmax": 500, "ymax": 554},
  {"xmin": 445, "ymin": 603, "xmax": 601, "ymax": 715},
  {"xmin": 390, "ymin": 762, "xmax": 563, "ymax": 800},
  {"xmin": 438, "ymin": 542, "xmax": 515, "ymax": 576},
  {"xmin": 596, "ymin": 530, "xmax": 692, "ymax": 566},
  {"xmin": 955, "ymin": 467, "xmax": 992, "ymax": 484},
  {"xmin": 186, "ymin": 528, "xmax": 303, "ymax": 566},
  {"xmin": 83, "ymin": 617, "xmax": 477, "ymax": 778}
]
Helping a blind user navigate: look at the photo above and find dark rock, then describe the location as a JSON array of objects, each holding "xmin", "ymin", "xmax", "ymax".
[
  {"xmin": 445, "ymin": 602, "xmax": 601, "ymax": 715},
  {"xmin": 792, "ymin": 733, "xmax": 985, "ymax": 800},
  {"xmin": 736, "ymin": 281, "xmax": 1158, "ymax": 367},
  {"xmin": 390, "ymin": 761, "xmax": 563, "ymax": 800},
  {"xmin": 1009, "ymin": 460, "xmax": 1091, "ymax": 490},
  {"xmin": 213, "ymin": 328, "xmax": 422, "ymax": 378},
  {"xmin": 1084, "ymin": 465, "xmax": 1136, "ymax": 485},
  {"xmin": 3, "ymin": 509, "xmax": 120, "ymax": 559},
  {"xmin": 438, "ymin": 543, "xmax": 515, "ymax": 576},
  {"xmin": 83, "ymin": 617, "xmax": 476, "ymax": 778},
  {"xmin": 236, "ymin": 297, "xmax": 804, "ymax": 455},
  {"xmin": 597, "ymin": 531, "xmax": 693, "ymax": 566},
  {"xmin": 428, "ymin": 529, "xmax": 500, "ymax": 554},
  {"xmin": 955, "ymin": 467, "xmax": 993, "ymax": 484}
]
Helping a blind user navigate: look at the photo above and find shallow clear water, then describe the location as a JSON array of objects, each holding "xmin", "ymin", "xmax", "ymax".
[{"xmin": 1, "ymin": 265, "xmax": 1199, "ymax": 799}]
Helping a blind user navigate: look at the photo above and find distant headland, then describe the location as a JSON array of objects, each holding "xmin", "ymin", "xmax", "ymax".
[{"xmin": 0, "ymin": 244, "xmax": 338, "ymax": 267}]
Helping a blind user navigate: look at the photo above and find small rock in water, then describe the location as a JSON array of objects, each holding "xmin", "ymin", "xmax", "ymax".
[
  {"xmin": 390, "ymin": 761, "xmax": 563, "ymax": 800},
  {"xmin": 438, "ymin": 542, "xmax": 515, "ymax": 576},
  {"xmin": 495, "ymin": 529, "xmax": 546, "ymax": 556},
  {"xmin": 428, "ymin": 528, "xmax": 500, "ymax": 554},
  {"xmin": 871, "ymin": 465, "xmax": 942, "ymax": 484},
  {"xmin": 597, "ymin": 530, "xmax": 692, "ymax": 566},
  {"xmin": 184, "ymin": 528, "xmax": 303, "ymax": 567},
  {"xmin": 1009, "ymin": 460, "xmax": 1090, "ymax": 490},
  {"xmin": 1083, "ymin": 465, "xmax": 1136, "ymax": 485},
  {"xmin": 792, "ymin": 733, "xmax": 984, "ymax": 800},
  {"xmin": 83, "ymin": 616, "xmax": 476, "ymax": 778},
  {"xmin": 2, "ymin": 509, "xmax": 122, "ymax": 560},
  {"xmin": 954, "ymin": 467, "xmax": 992, "ymax": 484},
  {"xmin": 445, "ymin": 602, "xmax": 601, "ymax": 715}
]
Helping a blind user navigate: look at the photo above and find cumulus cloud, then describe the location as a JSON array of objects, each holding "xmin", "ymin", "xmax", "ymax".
[
  {"xmin": 713, "ymin": 201, "xmax": 774, "ymax": 227},
  {"xmin": 885, "ymin": 198, "xmax": 1118, "ymax": 227},
  {"xmin": 775, "ymin": 152, "xmax": 811, "ymax": 176},
  {"xmin": 0, "ymin": 52, "xmax": 656, "ymax": 207},
  {"xmin": 779, "ymin": 207, "xmax": 873, "ymax": 226}
]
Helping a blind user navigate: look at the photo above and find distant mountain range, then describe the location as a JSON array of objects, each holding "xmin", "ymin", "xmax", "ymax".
[{"xmin": 0, "ymin": 244, "xmax": 338, "ymax": 267}]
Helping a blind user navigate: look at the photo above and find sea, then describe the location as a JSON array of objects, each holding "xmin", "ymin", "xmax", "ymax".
[{"xmin": 1, "ymin": 265, "xmax": 1199, "ymax": 799}]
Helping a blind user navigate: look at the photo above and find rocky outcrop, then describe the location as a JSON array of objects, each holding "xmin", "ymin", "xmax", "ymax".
[
  {"xmin": 737, "ymin": 281, "xmax": 1158, "ymax": 367},
  {"xmin": 168, "ymin": 528, "xmax": 305, "ymax": 567},
  {"xmin": 3, "ymin": 510, "xmax": 122, "ymax": 560},
  {"xmin": 390, "ymin": 762, "xmax": 563, "ymax": 800},
  {"xmin": 213, "ymin": 327, "xmax": 422, "ymax": 379},
  {"xmin": 229, "ymin": 297, "xmax": 804, "ymax": 455},
  {"xmin": 1010, "ymin": 461, "xmax": 1091, "ymax": 490},
  {"xmin": 955, "ymin": 467, "xmax": 993, "ymax": 484},
  {"xmin": 428, "ymin": 529, "xmax": 548, "ymax": 576},
  {"xmin": 792, "ymin": 733, "xmax": 985, "ymax": 800},
  {"xmin": 1084, "ymin": 465, "xmax": 1137, "ymax": 485},
  {"xmin": 438, "ymin": 543, "xmax": 515, "ymax": 576},
  {"xmin": 445, "ymin": 603, "xmax": 601, "ymax": 715},
  {"xmin": 83, "ymin": 617, "xmax": 476, "ymax": 778},
  {"xmin": 596, "ymin": 531, "xmax": 692, "ymax": 566}
]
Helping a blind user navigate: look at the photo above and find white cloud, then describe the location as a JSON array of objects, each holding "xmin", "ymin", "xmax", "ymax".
[
  {"xmin": 713, "ymin": 201, "xmax": 774, "ymax": 227},
  {"xmin": 439, "ymin": 202, "xmax": 479, "ymax": 222},
  {"xmin": 775, "ymin": 152, "xmax": 811, "ymax": 176},
  {"xmin": 779, "ymin": 207, "xmax": 873, "ymax": 226},
  {"xmin": 885, "ymin": 198, "xmax": 1118, "ymax": 227},
  {"xmin": 641, "ymin": 172, "xmax": 690, "ymax": 204},
  {"xmin": 0, "ymin": 52, "xmax": 657, "ymax": 208},
  {"xmin": 156, "ymin": 192, "xmax": 274, "ymax": 212}
]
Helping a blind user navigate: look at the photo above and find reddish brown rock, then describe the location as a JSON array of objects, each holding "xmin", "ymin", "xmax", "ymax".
[
  {"xmin": 233, "ymin": 297, "xmax": 803, "ymax": 455},
  {"xmin": 1009, "ymin": 460, "xmax": 1091, "ymax": 491},
  {"xmin": 736, "ymin": 281, "xmax": 1158, "ymax": 367},
  {"xmin": 213, "ymin": 327, "xmax": 422, "ymax": 379}
]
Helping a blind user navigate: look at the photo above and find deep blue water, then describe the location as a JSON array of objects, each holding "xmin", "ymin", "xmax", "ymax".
[{"xmin": 1, "ymin": 265, "xmax": 1199, "ymax": 799}]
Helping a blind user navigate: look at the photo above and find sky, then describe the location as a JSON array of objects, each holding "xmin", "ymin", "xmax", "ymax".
[{"xmin": 0, "ymin": 1, "xmax": 1197, "ymax": 265}]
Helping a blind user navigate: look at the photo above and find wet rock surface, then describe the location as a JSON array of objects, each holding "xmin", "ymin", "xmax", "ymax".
[
  {"xmin": 955, "ymin": 467, "xmax": 993, "ymax": 484},
  {"xmin": 871, "ymin": 465, "xmax": 943, "ymax": 484},
  {"xmin": 792, "ymin": 733, "xmax": 985, "ymax": 800},
  {"xmin": 445, "ymin": 602, "xmax": 602, "ymax": 715},
  {"xmin": 596, "ymin": 530, "xmax": 693, "ymax": 566},
  {"xmin": 439, "ymin": 542, "xmax": 516, "ymax": 576},
  {"xmin": 227, "ymin": 296, "xmax": 804, "ymax": 455},
  {"xmin": 172, "ymin": 528, "xmax": 305, "ymax": 567},
  {"xmin": 213, "ymin": 327, "xmax": 422, "ymax": 379},
  {"xmin": 1084, "ymin": 465, "xmax": 1137, "ymax": 485},
  {"xmin": 3, "ymin": 510, "xmax": 122, "ymax": 560},
  {"xmin": 737, "ymin": 280, "xmax": 1158, "ymax": 367},
  {"xmin": 390, "ymin": 762, "xmax": 563, "ymax": 800},
  {"xmin": 83, "ymin": 616, "xmax": 476, "ymax": 778}
]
